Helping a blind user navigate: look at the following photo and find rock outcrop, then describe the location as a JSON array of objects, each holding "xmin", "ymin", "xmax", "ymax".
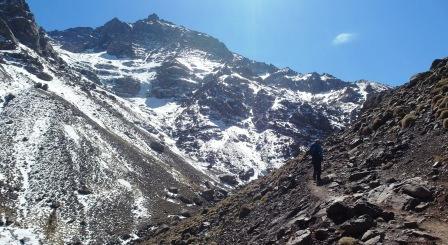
[{"xmin": 0, "ymin": 0, "xmax": 57, "ymax": 58}]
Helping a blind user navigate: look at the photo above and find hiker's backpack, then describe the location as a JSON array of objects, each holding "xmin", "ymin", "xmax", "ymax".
[{"xmin": 310, "ymin": 143, "xmax": 323, "ymax": 160}]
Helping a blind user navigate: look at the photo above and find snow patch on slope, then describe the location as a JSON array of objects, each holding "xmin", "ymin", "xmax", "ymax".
[{"xmin": 0, "ymin": 227, "xmax": 41, "ymax": 245}]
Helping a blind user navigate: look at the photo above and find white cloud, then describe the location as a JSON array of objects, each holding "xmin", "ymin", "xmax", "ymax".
[{"xmin": 332, "ymin": 33, "xmax": 357, "ymax": 45}]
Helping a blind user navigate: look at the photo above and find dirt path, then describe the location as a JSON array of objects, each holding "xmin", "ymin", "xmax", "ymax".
[
  {"xmin": 420, "ymin": 219, "xmax": 448, "ymax": 244},
  {"xmin": 306, "ymin": 178, "xmax": 347, "ymax": 203}
]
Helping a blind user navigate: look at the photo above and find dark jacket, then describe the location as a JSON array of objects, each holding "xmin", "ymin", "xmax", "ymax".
[{"xmin": 308, "ymin": 142, "xmax": 323, "ymax": 163}]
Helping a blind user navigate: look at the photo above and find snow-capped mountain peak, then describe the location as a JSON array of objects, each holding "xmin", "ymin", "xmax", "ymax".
[
  {"xmin": 47, "ymin": 14, "xmax": 389, "ymax": 182},
  {"xmin": 0, "ymin": 2, "xmax": 388, "ymax": 243}
]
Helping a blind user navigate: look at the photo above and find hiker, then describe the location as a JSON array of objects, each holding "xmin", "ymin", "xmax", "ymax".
[{"xmin": 305, "ymin": 140, "xmax": 323, "ymax": 184}]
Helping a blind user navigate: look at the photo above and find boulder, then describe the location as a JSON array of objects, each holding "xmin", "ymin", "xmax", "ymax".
[
  {"xmin": 364, "ymin": 236, "xmax": 382, "ymax": 245},
  {"xmin": 168, "ymin": 187, "xmax": 178, "ymax": 194},
  {"xmin": 286, "ymin": 229, "xmax": 312, "ymax": 245},
  {"xmin": 353, "ymin": 202, "xmax": 393, "ymax": 221},
  {"xmin": 78, "ymin": 186, "xmax": 92, "ymax": 195},
  {"xmin": 361, "ymin": 230, "xmax": 379, "ymax": 241},
  {"xmin": 340, "ymin": 215, "xmax": 375, "ymax": 237},
  {"xmin": 34, "ymin": 82, "xmax": 43, "ymax": 89},
  {"xmin": 155, "ymin": 224, "xmax": 170, "ymax": 235},
  {"xmin": 289, "ymin": 214, "xmax": 312, "ymax": 230},
  {"xmin": 3, "ymin": 93, "xmax": 15, "ymax": 106},
  {"xmin": 219, "ymin": 175, "xmax": 238, "ymax": 186},
  {"xmin": 403, "ymin": 197, "xmax": 421, "ymax": 211},
  {"xmin": 200, "ymin": 190, "xmax": 215, "ymax": 202},
  {"xmin": 149, "ymin": 141, "xmax": 165, "ymax": 153},
  {"xmin": 192, "ymin": 197, "xmax": 203, "ymax": 206},
  {"xmin": 215, "ymin": 188, "xmax": 228, "ymax": 199},
  {"xmin": 239, "ymin": 168, "xmax": 255, "ymax": 181},
  {"xmin": 315, "ymin": 229, "xmax": 329, "ymax": 241},
  {"xmin": 238, "ymin": 205, "xmax": 251, "ymax": 219},
  {"xmin": 402, "ymin": 184, "xmax": 433, "ymax": 200},
  {"xmin": 178, "ymin": 195, "xmax": 193, "ymax": 205},
  {"xmin": 326, "ymin": 202, "xmax": 353, "ymax": 224},
  {"xmin": 179, "ymin": 209, "xmax": 191, "ymax": 218},
  {"xmin": 348, "ymin": 171, "xmax": 372, "ymax": 182},
  {"xmin": 414, "ymin": 202, "xmax": 430, "ymax": 212}
]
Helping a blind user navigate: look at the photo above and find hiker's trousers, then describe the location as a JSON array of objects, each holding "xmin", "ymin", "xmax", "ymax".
[{"xmin": 312, "ymin": 160, "xmax": 322, "ymax": 182}]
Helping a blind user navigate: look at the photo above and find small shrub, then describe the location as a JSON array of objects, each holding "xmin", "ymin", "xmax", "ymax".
[
  {"xmin": 438, "ymin": 110, "xmax": 448, "ymax": 120},
  {"xmin": 432, "ymin": 84, "xmax": 448, "ymax": 95},
  {"xmin": 371, "ymin": 117, "xmax": 384, "ymax": 130},
  {"xmin": 437, "ymin": 97, "xmax": 448, "ymax": 109},
  {"xmin": 444, "ymin": 118, "xmax": 448, "ymax": 129},
  {"xmin": 436, "ymin": 107, "xmax": 448, "ymax": 117},
  {"xmin": 238, "ymin": 205, "xmax": 251, "ymax": 219},
  {"xmin": 393, "ymin": 106, "xmax": 406, "ymax": 118},
  {"xmin": 260, "ymin": 195, "xmax": 268, "ymax": 204},
  {"xmin": 416, "ymin": 104, "xmax": 425, "ymax": 113},
  {"xmin": 434, "ymin": 155, "xmax": 448, "ymax": 163},
  {"xmin": 432, "ymin": 95, "xmax": 444, "ymax": 107},
  {"xmin": 437, "ymin": 78, "xmax": 448, "ymax": 87},
  {"xmin": 401, "ymin": 113, "xmax": 417, "ymax": 128},
  {"xmin": 338, "ymin": 237, "xmax": 358, "ymax": 245},
  {"xmin": 360, "ymin": 126, "xmax": 372, "ymax": 136}
]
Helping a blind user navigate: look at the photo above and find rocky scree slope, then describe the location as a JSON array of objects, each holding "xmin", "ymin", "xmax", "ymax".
[
  {"xmin": 144, "ymin": 58, "xmax": 448, "ymax": 244},
  {"xmin": 0, "ymin": 1, "xmax": 222, "ymax": 244},
  {"xmin": 49, "ymin": 14, "xmax": 388, "ymax": 183}
]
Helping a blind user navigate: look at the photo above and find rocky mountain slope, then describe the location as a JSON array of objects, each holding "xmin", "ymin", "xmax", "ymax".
[
  {"xmin": 48, "ymin": 14, "xmax": 388, "ymax": 182},
  {"xmin": 0, "ymin": 1, "xmax": 220, "ymax": 244},
  {"xmin": 0, "ymin": 0, "xmax": 389, "ymax": 244},
  {"xmin": 144, "ymin": 58, "xmax": 448, "ymax": 244}
]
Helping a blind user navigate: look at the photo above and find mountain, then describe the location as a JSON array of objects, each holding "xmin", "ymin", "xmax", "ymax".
[
  {"xmin": 48, "ymin": 14, "xmax": 388, "ymax": 182},
  {"xmin": 0, "ymin": 1, "xmax": 388, "ymax": 244},
  {"xmin": 0, "ymin": 1, "xmax": 220, "ymax": 244},
  {"xmin": 146, "ymin": 58, "xmax": 448, "ymax": 244}
]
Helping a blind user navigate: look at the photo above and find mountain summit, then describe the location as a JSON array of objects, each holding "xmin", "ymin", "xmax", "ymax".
[{"xmin": 49, "ymin": 14, "xmax": 233, "ymax": 60}]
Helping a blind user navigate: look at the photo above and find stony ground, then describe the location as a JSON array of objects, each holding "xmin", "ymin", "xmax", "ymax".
[{"xmin": 141, "ymin": 58, "xmax": 448, "ymax": 244}]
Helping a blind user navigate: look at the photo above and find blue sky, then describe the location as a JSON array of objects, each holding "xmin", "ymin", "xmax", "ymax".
[{"xmin": 28, "ymin": 0, "xmax": 448, "ymax": 86}]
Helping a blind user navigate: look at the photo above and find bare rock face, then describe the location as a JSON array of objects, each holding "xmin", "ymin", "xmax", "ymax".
[
  {"xmin": 106, "ymin": 40, "xmax": 135, "ymax": 58},
  {"xmin": 109, "ymin": 76, "xmax": 141, "ymax": 97},
  {"xmin": 0, "ymin": 0, "xmax": 57, "ymax": 58},
  {"xmin": 0, "ymin": 18, "xmax": 17, "ymax": 49},
  {"xmin": 49, "ymin": 13, "xmax": 233, "ymax": 60}
]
